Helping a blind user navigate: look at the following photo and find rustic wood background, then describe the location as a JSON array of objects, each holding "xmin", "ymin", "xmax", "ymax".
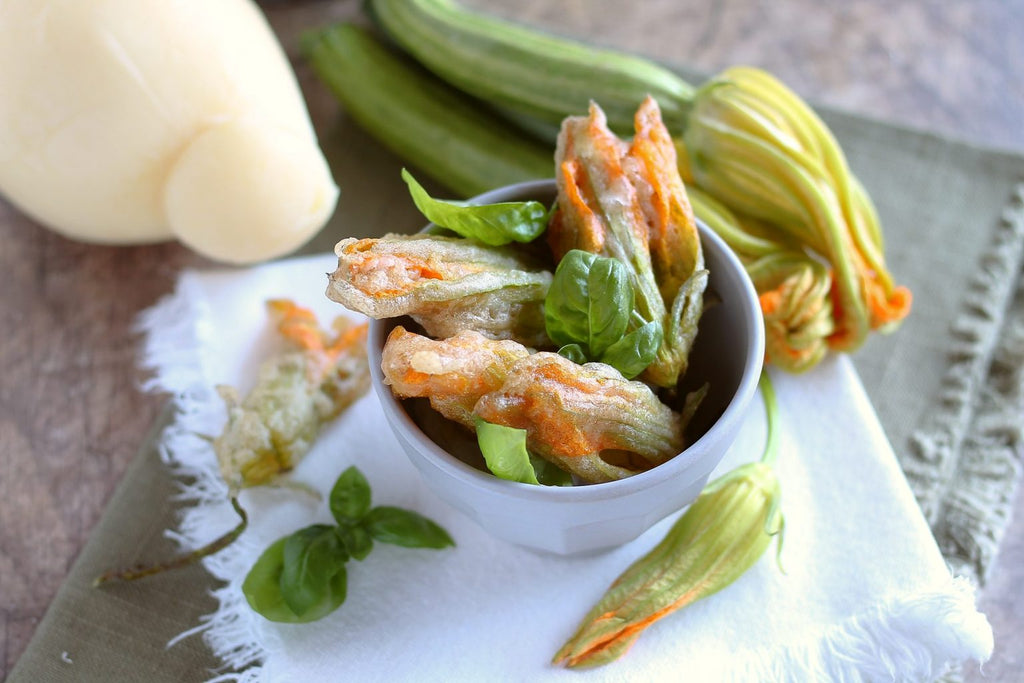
[{"xmin": 2, "ymin": 0, "xmax": 1022, "ymax": 679}]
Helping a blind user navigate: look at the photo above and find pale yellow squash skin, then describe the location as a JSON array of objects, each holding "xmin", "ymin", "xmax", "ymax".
[{"xmin": 0, "ymin": 0, "xmax": 338, "ymax": 263}]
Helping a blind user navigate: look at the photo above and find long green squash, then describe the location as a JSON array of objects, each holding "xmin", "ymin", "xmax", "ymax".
[
  {"xmin": 367, "ymin": 0, "xmax": 694, "ymax": 136},
  {"xmin": 301, "ymin": 24, "xmax": 554, "ymax": 198}
]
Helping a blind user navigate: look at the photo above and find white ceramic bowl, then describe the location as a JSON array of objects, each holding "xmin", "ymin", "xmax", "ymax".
[{"xmin": 368, "ymin": 179, "xmax": 764, "ymax": 555}]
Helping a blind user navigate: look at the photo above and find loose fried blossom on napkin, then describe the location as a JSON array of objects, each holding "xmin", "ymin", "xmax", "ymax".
[{"xmin": 139, "ymin": 253, "xmax": 991, "ymax": 682}]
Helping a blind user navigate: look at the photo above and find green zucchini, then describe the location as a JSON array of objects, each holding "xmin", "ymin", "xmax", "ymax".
[
  {"xmin": 301, "ymin": 24, "xmax": 553, "ymax": 198},
  {"xmin": 367, "ymin": 0, "xmax": 695, "ymax": 136}
]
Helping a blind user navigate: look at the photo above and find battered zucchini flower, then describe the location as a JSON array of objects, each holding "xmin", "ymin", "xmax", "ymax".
[
  {"xmin": 380, "ymin": 325, "xmax": 530, "ymax": 428},
  {"xmin": 625, "ymin": 97, "xmax": 705, "ymax": 305},
  {"xmin": 327, "ymin": 234, "xmax": 552, "ymax": 347},
  {"xmin": 688, "ymin": 186, "xmax": 834, "ymax": 373},
  {"xmin": 215, "ymin": 300, "xmax": 371, "ymax": 493},
  {"xmin": 554, "ymin": 373, "xmax": 784, "ymax": 668},
  {"xmin": 381, "ymin": 326, "xmax": 692, "ymax": 484},
  {"xmin": 680, "ymin": 66, "xmax": 911, "ymax": 352},
  {"xmin": 551, "ymin": 98, "xmax": 707, "ymax": 389},
  {"xmin": 95, "ymin": 300, "xmax": 371, "ymax": 586},
  {"xmin": 473, "ymin": 352, "xmax": 687, "ymax": 483}
]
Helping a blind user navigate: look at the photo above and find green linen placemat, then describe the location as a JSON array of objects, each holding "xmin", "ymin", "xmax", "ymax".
[
  {"xmin": 10, "ymin": 103, "xmax": 1024, "ymax": 682},
  {"xmin": 7, "ymin": 407, "xmax": 222, "ymax": 681},
  {"xmin": 830, "ymin": 114, "xmax": 1024, "ymax": 585}
]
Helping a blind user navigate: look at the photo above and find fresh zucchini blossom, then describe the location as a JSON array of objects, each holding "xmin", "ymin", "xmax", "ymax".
[
  {"xmin": 551, "ymin": 97, "xmax": 707, "ymax": 388},
  {"xmin": 680, "ymin": 66, "xmax": 910, "ymax": 352},
  {"xmin": 554, "ymin": 373, "xmax": 785, "ymax": 668},
  {"xmin": 554, "ymin": 459, "xmax": 783, "ymax": 668},
  {"xmin": 687, "ymin": 185, "xmax": 833, "ymax": 373}
]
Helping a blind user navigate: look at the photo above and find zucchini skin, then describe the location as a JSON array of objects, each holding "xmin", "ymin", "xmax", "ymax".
[
  {"xmin": 302, "ymin": 24, "xmax": 554, "ymax": 198},
  {"xmin": 368, "ymin": 0, "xmax": 694, "ymax": 135}
]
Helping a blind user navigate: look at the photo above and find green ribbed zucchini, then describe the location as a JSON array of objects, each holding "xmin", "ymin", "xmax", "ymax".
[
  {"xmin": 301, "ymin": 24, "xmax": 553, "ymax": 198},
  {"xmin": 368, "ymin": 0, "xmax": 695, "ymax": 135}
]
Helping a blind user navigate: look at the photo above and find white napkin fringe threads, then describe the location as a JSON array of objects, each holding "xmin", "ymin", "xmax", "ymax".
[
  {"xmin": 724, "ymin": 576, "xmax": 994, "ymax": 682},
  {"xmin": 138, "ymin": 272, "xmax": 270, "ymax": 677},
  {"xmin": 137, "ymin": 256, "xmax": 993, "ymax": 683}
]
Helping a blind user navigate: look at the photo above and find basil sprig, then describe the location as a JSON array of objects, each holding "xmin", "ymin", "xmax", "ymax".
[
  {"xmin": 243, "ymin": 466, "xmax": 454, "ymax": 623},
  {"xmin": 402, "ymin": 169, "xmax": 549, "ymax": 246},
  {"xmin": 544, "ymin": 249, "xmax": 662, "ymax": 378},
  {"xmin": 475, "ymin": 418, "xmax": 573, "ymax": 486}
]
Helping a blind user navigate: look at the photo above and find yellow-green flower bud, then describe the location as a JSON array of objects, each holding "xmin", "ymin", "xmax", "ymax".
[
  {"xmin": 688, "ymin": 186, "xmax": 834, "ymax": 372},
  {"xmin": 680, "ymin": 66, "xmax": 910, "ymax": 352},
  {"xmin": 553, "ymin": 459, "xmax": 784, "ymax": 668},
  {"xmin": 754, "ymin": 260, "xmax": 835, "ymax": 373},
  {"xmin": 554, "ymin": 372, "xmax": 785, "ymax": 669}
]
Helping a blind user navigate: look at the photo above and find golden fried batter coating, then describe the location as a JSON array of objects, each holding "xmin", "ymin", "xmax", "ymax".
[
  {"xmin": 625, "ymin": 97, "xmax": 704, "ymax": 305},
  {"xmin": 551, "ymin": 99, "xmax": 707, "ymax": 389},
  {"xmin": 215, "ymin": 300, "xmax": 370, "ymax": 492},
  {"xmin": 380, "ymin": 325, "xmax": 530, "ymax": 428},
  {"xmin": 382, "ymin": 326, "xmax": 685, "ymax": 484},
  {"xmin": 474, "ymin": 352, "xmax": 684, "ymax": 483},
  {"xmin": 328, "ymin": 234, "xmax": 552, "ymax": 347}
]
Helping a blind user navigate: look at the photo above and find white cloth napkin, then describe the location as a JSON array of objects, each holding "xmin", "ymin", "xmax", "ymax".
[{"xmin": 142, "ymin": 253, "xmax": 993, "ymax": 683}]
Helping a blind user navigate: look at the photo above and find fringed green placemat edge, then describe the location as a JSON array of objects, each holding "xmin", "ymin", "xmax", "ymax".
[{"xmin": 905, "ymin": 184, "xmax": 1024, "ymax": 584}]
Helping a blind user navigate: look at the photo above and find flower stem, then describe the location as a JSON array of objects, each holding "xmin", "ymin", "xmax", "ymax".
[
  {"xmin": 93, "ymin": 497, "xmax": 248, "ymax": 587},
  {"xmin": 759, "ymin": 370, "xmax": 781, "ymax": 468}
]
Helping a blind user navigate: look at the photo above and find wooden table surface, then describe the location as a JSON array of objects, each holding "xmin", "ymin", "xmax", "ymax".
[{"xmin": 2, "ymin": 1, "xmax": 1022, "ymax": 679}]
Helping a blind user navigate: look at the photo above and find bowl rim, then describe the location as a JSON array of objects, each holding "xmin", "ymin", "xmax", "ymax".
[{"xmin": 367, "ymin": 178, "xmax": 765, "ymax": 503}]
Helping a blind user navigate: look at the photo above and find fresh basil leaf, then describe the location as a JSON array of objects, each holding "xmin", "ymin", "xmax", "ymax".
[
  {"xmin": 243, "ymin": 467, "xmax": 454, "ymax": 624},
  {"xmin": 585, "ymin": 257, "xmax": 633, "ymax": 357},
  {"xmin": 329, "ymin": 466, "xmax": 372, "ymax": 525},
  {"xmin": 242, "ymin": 536, "xmax": 348, "ymax": 624},
  {"xmin": 600, "ymin": 319, "xmax": 663, "ymax": 379},
  {"xmin": 545, "ymin": 249, "xmax": 597, "ymax": 348},
  {"xmin": 544, "ymin": 250, "xmax": 632, "ymax": 357},
  {"xmin": 475, "ymin": 418, "xmax": 539, "ymax": 485},
  {"xmin": 337, "ymin": 524, "xmax": 373, "ymax": 561},
  {"xmin": 475, "ymin": 418, "xmax": 573, "ymax": 486},
  {"xmin": 365, "ymin": 506, "xmax": 455, "ymax": 549},
  {"xmin": 243, "ymin": 537, "xmax": 292, "ymax": 622},
  {"xmin": 557, "ymin": 343, "xmax": 588, "ymax": 365},
  {"xmin": 402, "ymin": 169, "xmax": 548, "ymax": 246},
  {"xmin": 529, "ymin": 453, "xmax": 574, "ymax": 487},
  {"xmin": 281, "ymin": 524, "xmax": 348, "ymax": 617}
]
